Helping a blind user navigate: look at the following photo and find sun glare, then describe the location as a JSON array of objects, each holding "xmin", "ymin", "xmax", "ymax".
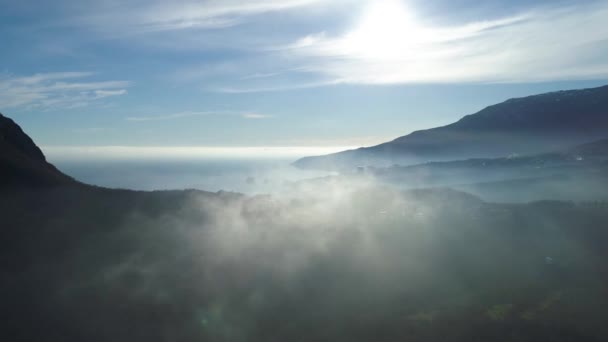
[{"xmin": 342, "ymin": 0, "xmax": 428, "ymax": 60}]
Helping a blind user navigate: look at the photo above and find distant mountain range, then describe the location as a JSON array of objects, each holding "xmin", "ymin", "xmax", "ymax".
[
  {"xmin": 0, "ymin": 113, "xmax": 75, "ymax": 187},
  {"xmin": 366, "ymin": 138, "xmax": 608, "ymax": 202},
  {"xmin": 295, "ymin": 85, "xmax": 608, "ymax": 170},
  {"xmin": 374, "ymin": 138, "xmax": 608, "ymax": 180}
]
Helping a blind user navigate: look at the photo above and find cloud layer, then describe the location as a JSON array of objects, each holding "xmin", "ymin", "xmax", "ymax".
[
  {"xmin": 7, "ymin": 0, "xmax": 608, "ymax": 95},
  {"xmin": 283, "ymin": 1, "xmax": 608, "ymax": 85},
  {"xmin": 0, "ymin": 72, "xmax": 130, "ymax": 111}
]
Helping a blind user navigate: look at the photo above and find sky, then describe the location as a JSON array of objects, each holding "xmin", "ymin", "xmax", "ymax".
[{"xmin": 2, "ymin": 0, "xmax": 608, "ymax": 158}]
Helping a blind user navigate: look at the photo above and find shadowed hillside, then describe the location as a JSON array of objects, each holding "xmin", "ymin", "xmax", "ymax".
[{"xmin": 0, "ymin": 113, "xmax": 75, "ymax": 187}]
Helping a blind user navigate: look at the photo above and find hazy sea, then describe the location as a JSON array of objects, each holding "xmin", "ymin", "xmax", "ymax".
[{"xmin": 54, "ymin": 159, "xmax": 334, "ymax": 194}]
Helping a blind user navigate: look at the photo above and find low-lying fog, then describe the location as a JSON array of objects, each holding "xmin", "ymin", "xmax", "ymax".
[
  {"xmin": 3, "ymin": 175, "xmax": 607, "ymax": 341},
  {"xmin": 4, "ymin": 144, "xmax": 606, "ymax": 341}
]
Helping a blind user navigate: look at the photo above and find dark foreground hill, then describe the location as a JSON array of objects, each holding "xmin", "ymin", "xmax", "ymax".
[
  {"xmin": 295, "ymin": 85, "xmax": 608, "ymax": 170},
  {"xmin": 0, "ymin": 112, "xmax": 75, "ymax": 186},
  {"xmin": 1, "ymin": 113, "xmax": 608, "ymax": 342}
]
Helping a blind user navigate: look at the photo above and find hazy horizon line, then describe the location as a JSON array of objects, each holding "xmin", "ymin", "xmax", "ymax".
[{"xmin": 41, "ymin": 145, "xmax": 360, "ymax": 161}]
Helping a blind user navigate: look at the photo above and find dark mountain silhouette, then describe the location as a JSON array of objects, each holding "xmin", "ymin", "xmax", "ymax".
[
  {"xmin": 0, "ymin": 113, "xmax": 75, "ymax": 187},
  {"xmin": 295, "ymin": 85, "xmax": 608, "ymax": 170}
]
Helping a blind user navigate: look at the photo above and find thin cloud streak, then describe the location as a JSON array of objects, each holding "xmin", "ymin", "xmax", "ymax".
[
  {"xmin": 0, "ymin": 72, "xmax": 130, "ymax": 110},
  {"xmin": 126, "ymin": 110, "xmax": 273, "ymax": 122},
  {"xmin": 241, "ymin": 113, "xmax": 273, "ymax": 119},
  {"xmin": 210, "ymin": 80, "xmax": 343, "ymax": 93},
  {"xmin": 72, "ymin": 0, "xmax": 332, "ymax": 36},
  {"xmin": 240, "ymin": 72, "xmax": 281, "ymax": 80}
]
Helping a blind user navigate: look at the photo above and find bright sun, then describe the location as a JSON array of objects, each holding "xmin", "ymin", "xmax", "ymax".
[{"xmin": 343, "ymin": 0, "xmax": 428, "ymax": 60}]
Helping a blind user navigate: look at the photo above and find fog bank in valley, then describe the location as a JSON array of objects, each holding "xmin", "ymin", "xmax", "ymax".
[{"xmin": 3, "ymin": 176, "xmax": 607, "ymax": 342}]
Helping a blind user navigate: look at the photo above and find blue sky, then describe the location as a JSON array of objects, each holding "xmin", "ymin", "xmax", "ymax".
[{"xmin": 2, "ymin": 0, "xmax": 608, "ymax": 157}]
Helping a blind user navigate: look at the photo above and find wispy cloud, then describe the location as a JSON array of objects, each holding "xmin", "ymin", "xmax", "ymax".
[
  {"xmin": 241, "ymin": 113, "xmax": 273, "ymax": 119},
  {"xmin": 126, "ymin": 110, "xmax": 272, "ymax": 122},
  {"xmin": 73, "ymin": 0, "xmax": 332, "ymax": 35},
  {"xmin": 186, "ymin": 1, "xmax": 608, "ymax": 93},
  {"xmin": 211, "ymin": 80, "xmax": 342, "ymax": 93},
  {"xmin": 94, "ymin": 89, "xmax": 128, "ymax": 98},
  {"xmin": 240, "ymin": 72, "xmax": 281, "ymax": 80},
  {"xmin": 0, "ymin": 72, "xmax": 130, "ymax": 110},
  {"xmin": 7, "ymin": 0, "xmax": 608, "ymax": 103},
  {"xmin": 282, "ymin": 1, "xmax": 608, "ymax": 85}
]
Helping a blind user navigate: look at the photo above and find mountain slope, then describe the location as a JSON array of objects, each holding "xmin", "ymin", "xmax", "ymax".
[
  {"xmin": 295, "ymin": 85, "xmax": 608, "ymax": 170},
  {"xmin": 378, "ymin": 138, "xmax": 608, "ymax": 177},
  {"xmin": 0, "ymin": 113, "xmax": 75, "ymax": 187},
  {"xmin": 366, "ymin": 138, "xmax": 608, "ymax": 202}
]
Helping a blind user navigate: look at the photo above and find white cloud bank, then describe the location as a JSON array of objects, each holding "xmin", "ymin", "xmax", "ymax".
[
  {"xmin": 282, "ymin": 0, "xmax": 608, "ymax": 85},
  {"xmin": 0, "ymin": 72, "xmax": 130, "ymax": 111}
]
